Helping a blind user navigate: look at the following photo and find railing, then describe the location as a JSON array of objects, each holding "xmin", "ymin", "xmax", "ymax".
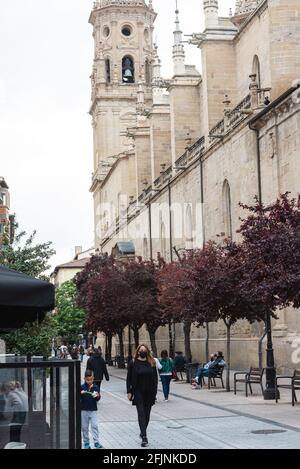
[
  {"xmin": 93, "ymin": 0, "xmax": 146, "ymax": 9},
  {"xmin": 174, "ymin": 136, "xmax": 205, "ymax": 171},
  {"xmin": 209, "ymin": 94, "xmax": 251, "ymax": 141}
]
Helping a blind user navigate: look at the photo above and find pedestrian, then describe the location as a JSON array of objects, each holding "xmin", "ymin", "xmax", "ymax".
[
  {"xmin": 71, "ymin": 345, "xmax": 79, "ymax": 360},
  {"xmin": 79, "ymin": 345, "xmax": 85, "ymax": 363},
  {"xmin": 86, "ymin": 347, "xmax": 109, "ymax": 391},
  {"xmin": 126, "ymin": 344, "xmax": 158, "ymax": 448},
  {"xmin": 159, "ymin": 350, "xmax": 174, "ymax": 401},
  {"xmin": 80, "ymin": 370, "xmax": 103, "ymax": 450},
  {"xmin": 59, "ymin": 343, "xmax": 68, "ymax": 359},
  {"xmin": 2, "ymin": 381, "xmax": 28, "ymax": 443},
  {"xmin": 173, "ymin": 351, "xmax": 186, "ymax": 381},
  {"xmin": 192, "ymin": 352, "xmax": 226, "ymax": 389}
]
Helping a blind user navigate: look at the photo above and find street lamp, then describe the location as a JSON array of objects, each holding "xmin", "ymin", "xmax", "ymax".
[{"xmin": 263, "ymin": 310, "xmax": 280, "ymax": 400}]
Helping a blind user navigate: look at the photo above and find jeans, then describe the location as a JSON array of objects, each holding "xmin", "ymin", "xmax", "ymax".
[
  {"xmin": 135, "ymin": 393, "xmax": 153, "ymax": 438},
  {"xmin": 195, "ymin": 368, "xmax": 209, "ymax": 385},
  {"xmin": 161, "ymin": 375, "xmax": 172, "ymax": 400},
  {"xmin": 81, "ymin": 411, "xmax": 100, "ymax": 445}
]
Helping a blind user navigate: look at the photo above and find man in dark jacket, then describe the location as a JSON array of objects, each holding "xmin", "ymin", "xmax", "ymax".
[{"xmin": 86, "ymin": 347, "xmax": 109, "ymax": 391}]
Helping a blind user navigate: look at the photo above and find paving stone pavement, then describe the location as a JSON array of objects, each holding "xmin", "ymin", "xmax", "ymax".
[{"xmin": 84, "ymin": 369, "xmax": 300, "ymax": 450}]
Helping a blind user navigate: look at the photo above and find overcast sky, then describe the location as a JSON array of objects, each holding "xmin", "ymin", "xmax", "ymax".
[{"xmin": 0, "ymin": 0, "xmax": 235, "ymax": 271}]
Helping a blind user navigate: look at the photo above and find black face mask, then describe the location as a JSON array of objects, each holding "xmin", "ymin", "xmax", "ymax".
[{"xmin": 139, "ymin": 351, "xmax": 147, "ymax": 359}]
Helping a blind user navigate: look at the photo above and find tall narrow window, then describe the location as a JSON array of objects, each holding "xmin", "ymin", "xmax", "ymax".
[
  {"xmin": 105, "ymin": 59, "xmax": 111, "ymax": 83},
  {"xmin": 143, "ymin": 237, "xmax": 148, "ymax": 260},
  {"xmin": 145, "ymin": 59, "xmax": 151, "ymax": 86},
  {"xmin": 223, "ymin": 180, "xmax": 233, "ymax": 239},
  {"xmin": 122, "ymin": 56, "xmax": 135, "ymax": 83},
  {"xmin": 160, "ymin": 222, "xmax": 167, "ymax": 260},
  {"xmin": 252, "ymin": 55, "xmax": 261, "ymax": 89},
  {"xmin": 185, "ymin": 205, "xmax": 193, "ymax": 250}
]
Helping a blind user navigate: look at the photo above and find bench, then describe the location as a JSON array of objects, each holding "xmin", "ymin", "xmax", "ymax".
[
  {"xmin": 275, "ymin": 369, "xmax": 300, "ymax": 406},
  {"xmin": 208, "ymin": 366, "xmax": 225, "ymax": 390},
  {"xmin": 234, "ymin": 368, "xmax": 264, "ymax": 397}
]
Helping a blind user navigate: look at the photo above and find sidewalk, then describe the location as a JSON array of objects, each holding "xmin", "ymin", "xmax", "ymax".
[{"xmin": 108, "ymin": 366, "xmax": 300, "ymax": 432}]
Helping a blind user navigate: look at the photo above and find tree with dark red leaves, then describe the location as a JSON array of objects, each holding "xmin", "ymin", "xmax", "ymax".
[
  {"xmin": 136, "ymin": 261, "xmax": 165, "ymax": 358},
  {"xmin": 123, "ymin": 259, "xmax": 160, "ymax": 351},
  {"xmin": 188, "ymin": 245, "xmax": 221, "ymax": 364},
  {"xmin": 75, "ymin": 255, "xmax": 119, "ymax": 364},
  {"xmin": 238, "ymin": 193, "xmax": 300, "ymax": 399},
  {"xmin": 191, "ymin": 241, "xmax": 267, "ymax": 391},
  {"xmin": 157, "ymin": 260, "xmax": 196, "ymax": 363},
  {"xmin": 83, "ymin": 262, "xmax": 130, "ymax": 367}
]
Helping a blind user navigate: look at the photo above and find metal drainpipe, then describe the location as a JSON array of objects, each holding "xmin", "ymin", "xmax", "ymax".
[
  {"xmin": 148, "ymin": 202, "xmax": 153, "ymax": 261},
  {"xmin": 200, "ymin": 154, "xmax": 206, "ymax": 245},
  {"xmin": 248, "ymin": 124, "xmax": 262, "ymax": 204},
  {"xmin": 168, "ymin": 183, "xmax": 173, "ymax": 262},
  {"xmin": 249, "ymin": 121, "xmax": 264, "ymax": 367}
]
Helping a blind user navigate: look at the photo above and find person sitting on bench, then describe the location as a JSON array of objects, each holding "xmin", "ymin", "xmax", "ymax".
[{"xmin": 192, "ymin": 352, "xmax": 226, "ymax": 388}]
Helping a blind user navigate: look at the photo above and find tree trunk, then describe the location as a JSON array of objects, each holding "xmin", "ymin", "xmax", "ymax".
[
  {"xmin": 118, "ymin": 330, "xmax": 125, "ymax": 369},
  {"xmin": 107, "ymin": 333, "xmax": 113, "ymax": 366},
  {"xmin": 205, "ymin": 322, "xmax": 210, "ymax": 363},
  {"xmin": 128, "ymin": 327, "xmax": 132, "ymax": 360},
  {"xmin": 133, "ymin": 326, "xmax": 140, "ymax": 350},
  {"xmin": 225, "ymin": 322, "xmax": 231, "ymax": 392},
  {"xmin": 148, "ymin": 329, "xmax": 157, "ymax": 358},
  {"xmin": 168, "ymin": 321, "xmax": 174, "ymax": 358},
  {"xmin": 183, "ymin": 320, "xmax": 192, "ymax": 363}
]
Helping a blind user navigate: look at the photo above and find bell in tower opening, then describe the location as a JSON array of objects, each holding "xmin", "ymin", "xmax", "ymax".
[{"xmin": 122, "ymin": 56, "xmax": 135, "ymax": 83}]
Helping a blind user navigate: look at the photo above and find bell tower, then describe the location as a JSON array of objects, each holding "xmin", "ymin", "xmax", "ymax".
[{"xmin": 89, "ymin": 0, "xmax": 156, "ymax": 248}]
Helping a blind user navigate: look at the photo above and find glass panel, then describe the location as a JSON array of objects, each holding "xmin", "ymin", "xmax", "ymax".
[
  {"xmin": 59, "ymin": 367, "xmax": 69, "ymax": 449},
  {"xmin": 0, "ymin": 367, "xmax": 29, "ymax": 449}
]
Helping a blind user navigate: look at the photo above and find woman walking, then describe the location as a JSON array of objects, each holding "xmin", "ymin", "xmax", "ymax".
[
  {"xmin": 159, "ymin": 350, "xmax": 174, "ymax": 402},
  {"xmin": 126, "ymin": 345, "xmax": 158, "ymax": 448}
]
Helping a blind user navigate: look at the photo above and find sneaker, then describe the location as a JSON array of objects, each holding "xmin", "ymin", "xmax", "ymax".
[
  {"xmin": 84, "ymin": 443, "xmax": 91, "ymax": 449},
  {"xmin": 141, "ymin": 437, "xmax": 148, "ymax": 448},
  {"xmin": 94, "ymin": 442, "xmax": 104, "ymax": 449}
]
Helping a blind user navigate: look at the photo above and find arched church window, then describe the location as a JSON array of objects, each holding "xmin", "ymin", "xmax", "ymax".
[
  {"xmin": 252, "ymin": 55, "xmax": 261, "ymax": 89},
  {"xmin": 185, "ymin": 205, "xmax": 193, "ymax": 250},
  {"xmin": 223, "ymin": 180, "xmax": 233, "ymax": 239},
  {"xmin": 143, "ymin": 236, "xmax": 148, "ymax": 260},
  {"xmin": 160, "ymin": 222, "xmax": 167, "ymax": 260},
  {"xmin": 105, "ymin": 59, "xmax": 111, "ymax": 83},
  {"xmin": 122, "ymin": 56, "xmax": 135, "ymax": 83},
  {"xmin": 145, "ymin": 59, "xmax": 151, "ymax": 86}
]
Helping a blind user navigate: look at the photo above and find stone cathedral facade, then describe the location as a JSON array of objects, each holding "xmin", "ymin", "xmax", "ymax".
[{"xmin": 89, "ymin": 0, "xmax": 300, "ymax": 370}]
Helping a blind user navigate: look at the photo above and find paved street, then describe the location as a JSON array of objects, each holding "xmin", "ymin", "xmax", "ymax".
[{"xmin": 92, "ymin": 371, "xmax": 300, "ymax": 450}]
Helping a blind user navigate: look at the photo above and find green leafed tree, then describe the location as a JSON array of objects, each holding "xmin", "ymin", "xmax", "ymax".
[
  {"xmin": 0, "ymin": 222, "xmax": 55, "ymax": 280},
  {"xmin": 54, "ymin": 280, "xmax": 86, "ymax": 344},
  {"xmin": 2, "ymin": 316, "xmax": 58, "ymax": 357}
]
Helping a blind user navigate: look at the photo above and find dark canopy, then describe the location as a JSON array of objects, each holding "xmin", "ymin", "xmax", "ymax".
[{"xmin": 0, "ymin": 265, "xmax": 55, "ymax": 330}]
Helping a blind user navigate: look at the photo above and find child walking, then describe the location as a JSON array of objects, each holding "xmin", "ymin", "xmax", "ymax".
[{"xmin": 81, "ymin": 370, "xmax": 103, "ymax": 449}]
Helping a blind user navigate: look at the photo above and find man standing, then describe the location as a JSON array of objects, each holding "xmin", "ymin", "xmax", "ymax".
[{"xmin": 86, "ymin": 347, "xmax": 109, "ymax": 391}]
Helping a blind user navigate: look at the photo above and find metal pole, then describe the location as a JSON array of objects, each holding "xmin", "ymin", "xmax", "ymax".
[
  {"xmin": 68, "ymin": 363, "xmax": 75, "ymax": 450},
  {"xmin": 263, "ymin": 310, "xmax": 280, "ymax": 400},
  {"xmin": 258, "ymin": 323, "xmax": 267, "ymax": 371},
  {"xmin": 75, "ymin": 360, "xmax": 82, "ymax": 449}
]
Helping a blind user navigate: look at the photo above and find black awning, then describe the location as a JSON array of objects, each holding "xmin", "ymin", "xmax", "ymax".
[{"xmin": 0, "ymin": 265, "xmax": 55, "ymax": 330}]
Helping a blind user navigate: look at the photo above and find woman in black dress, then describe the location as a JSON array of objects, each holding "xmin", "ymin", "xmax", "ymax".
[{"xmin": 127, "ymin": 344, "xmax": 158, "ymax": 448}]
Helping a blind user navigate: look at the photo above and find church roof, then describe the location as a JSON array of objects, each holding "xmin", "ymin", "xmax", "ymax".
[
  {"xmin": 113, "ymin": 242, "xmax": 135, "ymax": 255},
  {"xmin": 235, "ymin": 0, "xmax": 262, "ymax": 16}
]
